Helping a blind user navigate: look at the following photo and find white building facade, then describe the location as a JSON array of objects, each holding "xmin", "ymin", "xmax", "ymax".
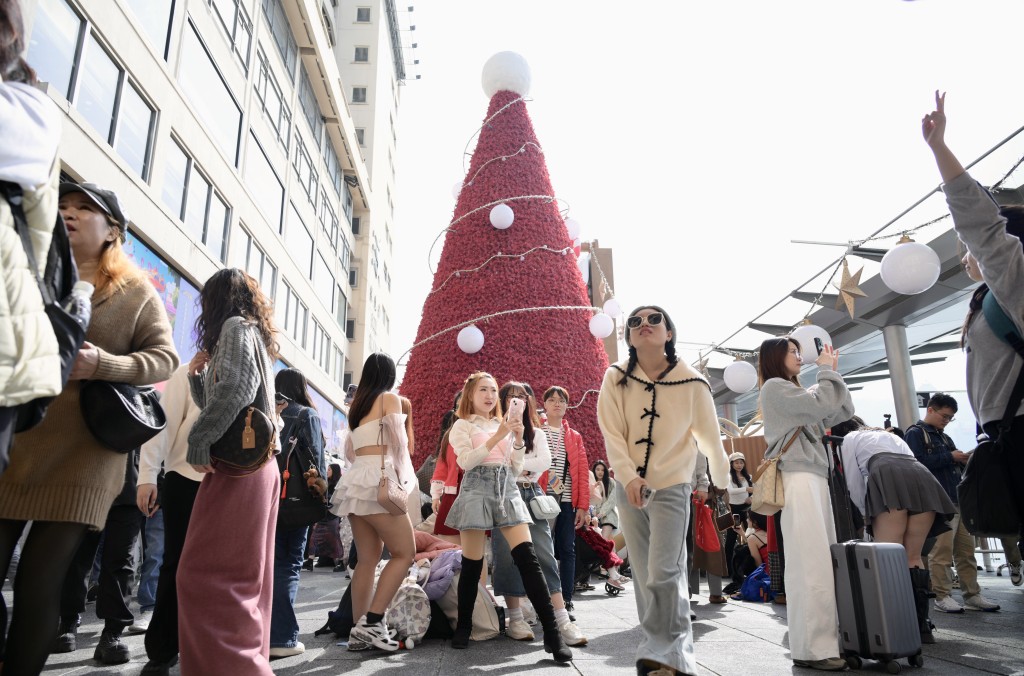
[{"xmin": 20, "ymin": 0, "xmax": 408, "ymax": 445}]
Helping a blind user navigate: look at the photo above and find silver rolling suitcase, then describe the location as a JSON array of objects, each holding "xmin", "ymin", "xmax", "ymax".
[{"xmin": 831, "ymin": 541, "xmax": 924, "ymax": 673}]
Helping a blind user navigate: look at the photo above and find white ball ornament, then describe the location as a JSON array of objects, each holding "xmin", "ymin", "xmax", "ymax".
[
  {"xmin": 589, "ymin": 313, "xmax": 614, "ymax": 339},
  {"xmin": 565, "ymin": 218, "xmax": 582, "ymax": 240},
  {"xmin": 603, "ymin": 298, "xmax": 622, "ymax": 317},
  {"xmin": 880, "ymin": 236, "xmax": 941, "ymax": 295},
  {"xmin": 481, "ymin": 51, "xmax": 532, "ymax": 98},
  {"xmin": 489, "ymin": 203, "xmax": 514, "ymax": 229},
  {"xmin": 790, "ymin": 322, "xmax": 832, "ymax": 365},
  {"xmin": 457, "ymin": 325, "xmax": 485, "ymax": 354},
  {"xmin": 723, "ymin": 360, "xmax": 758, "ymax": 394}
]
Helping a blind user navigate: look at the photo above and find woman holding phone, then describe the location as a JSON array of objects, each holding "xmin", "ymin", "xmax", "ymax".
[
  {"xmin": 598, "ymin": 305, "xmax": 730, "ymax": 676},
  {"xmin": 444, "ymin": 372, "xmax": 572, "ymax": 662}
]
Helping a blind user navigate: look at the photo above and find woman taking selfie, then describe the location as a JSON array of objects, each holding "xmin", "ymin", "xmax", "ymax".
[
  {"xmin": 757, "ymin": 336, "xmax": 853, "ymax": 671},
  {"xmin": 598, "ymin": 305, "xmax": 730, "ymax": 676},
  {"xmin": 445, "ymin": 372, "xmax": 573, "ymax": 662},
  {"xmin": 176, "ymin": 268, "xmax": 280, "ymax": 675}
]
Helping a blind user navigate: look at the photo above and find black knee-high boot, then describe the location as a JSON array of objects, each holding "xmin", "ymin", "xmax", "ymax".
[
  {"xmin": 452, "ymin": 556, "xmax": 483, "ymax": 649},
  {"xmin": 511, "ymin": 542, "xmax": 572, "ymax": 663},
  {"xmin": 909, "ymin": 567, "xmax": 935, "ymax": 644}
]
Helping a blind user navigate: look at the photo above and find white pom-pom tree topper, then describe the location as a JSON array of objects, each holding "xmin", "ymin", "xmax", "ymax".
[{"xmin": 482, "ymin": 51, "xmax": 532, "ymax": 98}]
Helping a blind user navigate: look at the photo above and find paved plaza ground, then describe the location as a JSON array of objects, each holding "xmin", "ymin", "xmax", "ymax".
[{"xmin": 18, "ymin": 555, "xmax": 1022, "ymax": 676}]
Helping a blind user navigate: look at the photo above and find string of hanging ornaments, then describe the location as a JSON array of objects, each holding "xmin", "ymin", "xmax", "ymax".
[{"xmin": 713, "ymin": 146, "xmax": 1024, "ymax": 397}]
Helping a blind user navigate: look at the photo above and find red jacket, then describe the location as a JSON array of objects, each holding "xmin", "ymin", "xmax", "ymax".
[
  {"xmin": 539, "ymin": 421, "xmax": 590, "ymax": 512},
  {"xmin": 430, "ymin": 443, "xmax": 460, "ymax": 498}
]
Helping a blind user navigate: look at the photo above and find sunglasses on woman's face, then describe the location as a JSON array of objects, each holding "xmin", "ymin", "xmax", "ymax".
[{"xmin": 626, "ymin": 312, "xmax": 664, "ymax": 329}]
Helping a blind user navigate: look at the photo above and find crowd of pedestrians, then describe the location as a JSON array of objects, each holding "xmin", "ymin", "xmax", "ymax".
[{"xmin": 0, "ymin": 4, "xmax": 1022, "ymax": 671}]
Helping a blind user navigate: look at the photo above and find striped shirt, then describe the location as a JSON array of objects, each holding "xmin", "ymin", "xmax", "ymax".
[{"xmin": 544, "ymin": 425, "xmax": 573, "ymax": 504}]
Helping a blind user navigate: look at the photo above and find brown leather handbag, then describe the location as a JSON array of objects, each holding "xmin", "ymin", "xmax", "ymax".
[
  {"xmin": 208, "ymin": 329, "xmax": 276, "ymax": 474},
  {"xmin": 374, "ymin": 398, "xmax": 408, "ymax": 515}
]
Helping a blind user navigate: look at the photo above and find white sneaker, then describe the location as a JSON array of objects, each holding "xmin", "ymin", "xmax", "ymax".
[
  {"xmin": 269, "ymin": 642, "xmax": 305, "ymax": 657},
  {"xmin": 963, "ymin": 593, "xmax": 1000, "ymax": 612},
  {"xmin": 505, "ymin": 618, "xmax": 534, "ymax": 641},
  {"xmin": 127, "ymin": 609, "xmax": 151, "ymax": 634},
  {"xmin": 934, "ymin": 596, "xmax": 964, "ymax": 613},
  {"xmin": 558, "ymin": 620, "xmax": 588, "ymax": 647},
  {"xmin": 1008, "ymin": 562, "xmax": 1023, "ymax": 587},
  {"xmin": 350, "ymin": 616, "xmax": 400, "ymax": 651}
]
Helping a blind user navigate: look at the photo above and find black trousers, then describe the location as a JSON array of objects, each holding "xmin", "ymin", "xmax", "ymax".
[
  {"xmin": 725, "ymin": 504, "xmax": 747, "ymax": 580},
  {"xmin": 61, "ymin": 503, "xmax": 145, "ymax": 632},
  {"xmin": 145, "ymin": 471, "xmax": 201, "ymax": 662}
]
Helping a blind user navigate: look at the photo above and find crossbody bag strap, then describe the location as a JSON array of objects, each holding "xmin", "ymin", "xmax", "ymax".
[
  {"xmin": 1, "ymin": 181, "xmax": 53, "ymax": 305},
  {"xmin": 779, "ymin": 426, "xmax": 804, "ymax": 455},
  {"xmin": 250, "ymin": 328, "xmax": 270, "ymax": 418}
]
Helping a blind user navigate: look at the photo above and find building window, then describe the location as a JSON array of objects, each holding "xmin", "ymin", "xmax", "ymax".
[
  {"xmin": 298, "ymin": 65, "xmax": 324, "ymax": 143},
  {"xmin": 351, "ymin": 86, "xmax": 366, "ymax": 104},
  {"xmin": 339, "ymin": 235, "xmax": 351, "ymax": 271},
  {"xmin": 335, "ymin": 286, "xmax": 347, "ymax": 330},
  {"xmin": 320, "ymin": 4, "xmax": 336, "ymax": 47},
  {"xmin": 285, "ymin": 203, "xmax": 313, "ymax": 276},
  {"xmin": 243, "ymin": 131, "xmax": 284, "ymax": 232},
  {"xmin": 343, "ymin": 371, "xmax": 353, "ymax": 388},
  {"xmin": 342, "ymin": 183, "xmax": 354, "ymax": 223},
  {"xmin": 313, "ymin": 250, "xmax": 335, "ymax": 311},
  {"xmin": 354, "ymin": 46, "xmax": 368, "ymax": 62},
  {"xmin": 318, "ymin": 190, "xmax": 338, "ymax": 249},
  {"xmin": 293, "ymin": 135, "xmax": 318, "ymax": 205},
  {"xmin": 355, "ymin": 128, "xmax": 365, "ymax": 146},
  {"xmin": 348, "ymin": 268, "xmax": 358, "ymax": 288},
  {"xmin": 333, "ymin": 346, "xmax": 344, "ymax": 387},
  {"xmin": 114, "ymin": 83, "xmax": 156, "ymax": 179},
  {"xmin": 124, "ymin": 0, "xmax": 174, "ymax": 59},
  {"xmin": 351, "ymin": 216, "xmax": 360, "ymax": 236},
  {"xmin": 382, "ymin": 262, "xmax": 391, "ymax": 291},
  {"xmin": 210, "ymin": 0, "xmax": 253, "ymax": 69},
  {"xmin": 27, "ymin": 0, "xmax": 83, "ymax": 99},
  {"xmin": 254, "ymin": 47, "xmax": 292, "ymax": 149},
  {"xmin": 163, "ymin": 144, "xmax": 231, "ymax": 262},
  {"xmin": 75, "ymin": 34, "xmax": 119, "ymax": 142},
  {"xmin": 162, "ymin": 142, "xmax": 189, "ymax": 221},
  {"xmin": 261, "ymin": 0, "xmax": 297, "ymax": 78},
  {"xmin": 179, "ymin": 22, "xmax": 242, "ymax": 164},
  {"xmin": 238, "ymin": 228, "xmax": 277, "ymax": 298},
  {"xmin": 325, "ymin": 144, "xmax": 342, "ymax": 195},
  {"xmin": 356, "ymin": 6, "xmax": 370, "ymax": 22},
  {"xmin": 345, "ymin": 320, "xmax": 355, "ymax": 341},
  {"xmin": 278, "ymin": 281, "xmax": 307, "ymax": 346},
  {"xmin": 370, "ymin": 234, "xmax": 380, "ymax": 279},
  {"xmin": 311, "ymin": 320, "xmax": 332, "ymax": 373}
]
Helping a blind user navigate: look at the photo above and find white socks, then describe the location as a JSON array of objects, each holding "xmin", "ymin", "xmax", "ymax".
[
  {"xmin": 554, "ymin": 607, "xmax": 570, "ymax": 625},
  {"xmin": 508, "ymin": 606, "xmax": 525, "ymax": 623}
]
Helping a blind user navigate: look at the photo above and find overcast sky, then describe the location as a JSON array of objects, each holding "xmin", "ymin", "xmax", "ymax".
[{"xmin": 389, "ymin": 0, "xmax": 1024, "ymax": 448}]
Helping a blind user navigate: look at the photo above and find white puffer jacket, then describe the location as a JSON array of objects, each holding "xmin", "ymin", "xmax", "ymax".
[{"xmin": 0, "ymin": 81, "xmax": 62, "ymax": 408}]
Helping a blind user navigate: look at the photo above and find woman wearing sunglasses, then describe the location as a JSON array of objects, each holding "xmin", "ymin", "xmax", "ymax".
[
  {"xmin": 757, "ymin": 336, "xmax": 853, "ymax": 671},
  {"xmin": 598, "ymin": 306, "xmax": 730, "ymax": 676}
]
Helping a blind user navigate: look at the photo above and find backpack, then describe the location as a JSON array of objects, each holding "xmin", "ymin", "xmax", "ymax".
[
  {"xmin": 739, "ymin": 563, "xmax": 774, "ymax": 603},
  {"xmin": 982, "ymin": 290, "xmax": 1024, "ymax": 356},
  {"xmin": 276, "ymin": 409, "xmax": 328, "ymax": 530},
  {"xmin": 0, "ymin": 181, "xmax": 90, "ymax": 432}
]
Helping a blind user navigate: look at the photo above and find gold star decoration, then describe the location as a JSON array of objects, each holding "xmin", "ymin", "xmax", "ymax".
[{"xmin": 833, "ymin": 258, "xmax": 867, "ymax": 318}]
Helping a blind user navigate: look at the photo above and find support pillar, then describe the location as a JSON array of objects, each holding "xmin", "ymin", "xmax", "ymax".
[{"xmin": 882, "ymin": 324, "xmax": 919, "ymax": 430}]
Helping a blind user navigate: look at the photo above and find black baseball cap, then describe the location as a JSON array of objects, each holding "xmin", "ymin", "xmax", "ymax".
[{"xmin": 58, "ymin": 182, "xmax": 130, "ymax": 242}]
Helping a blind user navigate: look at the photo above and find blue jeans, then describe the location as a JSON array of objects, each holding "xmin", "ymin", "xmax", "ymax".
[
  {"xmin": 270, "ymin": 526, "xmax": 309, "ymax": 648},
  {"xmin": 491, "ymin": 484, "xmax": 562, "ymax": 597},
  {"xmin": 552, "ymin": 502, "xmax": 577, "ymax": 603},
  {"xmin": 138, "ymin": 509, "xmax": 165, "ymax": 611},
  {"xmin": 617, "ymin": 481, "xmax": 695, "ymax": 675}
]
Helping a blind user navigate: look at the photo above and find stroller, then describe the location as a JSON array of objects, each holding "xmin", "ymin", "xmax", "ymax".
[{"xmin": 573, "ymin": 526, "xmax": 625, "ymax": 596}]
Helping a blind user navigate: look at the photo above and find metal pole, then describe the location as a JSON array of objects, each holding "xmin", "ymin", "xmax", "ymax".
[
  {"xmin": 720, "ymin": 402, "xmax": 738, "ymax": 424},
  {"xmin": 882, "ymin": 324, "xmax": 919, "ymax": 429}
]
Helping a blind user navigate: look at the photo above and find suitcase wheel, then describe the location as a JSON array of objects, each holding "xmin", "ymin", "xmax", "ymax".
[
  {"xmin": 844, "ymin": 656, "xmax": 862, "ymax": 671},
  {"xmin": 885, "ymin": 660, "xmax": 902, "ymax": 674},
  {"xmin": 909, "ymin": 654, "xmax": 924, "ymax": 668},
  {"xmin": 605, "ymin": 583, "xmax": 621, "ymax": 596}
]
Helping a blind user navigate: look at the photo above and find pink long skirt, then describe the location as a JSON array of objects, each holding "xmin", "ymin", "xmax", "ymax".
[{"xmin": 177, "ymin": 460, "xmax": 279, "ymax": 675}]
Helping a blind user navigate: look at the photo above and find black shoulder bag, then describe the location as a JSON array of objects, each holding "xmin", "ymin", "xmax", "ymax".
[{"xmin": 277, "ymin": 410, "xmax": 328, "ymax": 530}]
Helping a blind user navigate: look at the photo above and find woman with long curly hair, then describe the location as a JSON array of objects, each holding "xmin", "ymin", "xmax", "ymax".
[{"xmin": 176, "ymin": 268, "xmax": 280, "ymax": 674}]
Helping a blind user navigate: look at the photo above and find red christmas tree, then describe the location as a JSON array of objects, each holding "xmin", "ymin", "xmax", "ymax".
[{"xmin": 400, "ymin": 54, "xmax": 610, "ymax": 469}]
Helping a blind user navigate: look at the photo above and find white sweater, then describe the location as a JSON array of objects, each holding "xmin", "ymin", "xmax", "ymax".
[{"xmin": 139, "ymin": 365, "xmax": 205, "ymax": 485}]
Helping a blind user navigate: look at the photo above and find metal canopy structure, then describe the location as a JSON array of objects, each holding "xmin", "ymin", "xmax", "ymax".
[{"xmin": 705, "ymin": 127, "xmax": 1024, "ymax": 424}]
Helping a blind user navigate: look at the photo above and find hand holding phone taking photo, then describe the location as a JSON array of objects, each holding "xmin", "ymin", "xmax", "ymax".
[{"xmin": 507, "ymin": 397, "xmax": 524, "ymax": 421}]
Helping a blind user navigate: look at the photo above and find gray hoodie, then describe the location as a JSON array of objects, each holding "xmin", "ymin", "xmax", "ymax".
[
  {"xmin": 759, "ymin": 368, "xmax": 855, "ymax": 477},
  {"xmin": 943, "ymin": 172, "xmax": 1024, "ymax": 424}
]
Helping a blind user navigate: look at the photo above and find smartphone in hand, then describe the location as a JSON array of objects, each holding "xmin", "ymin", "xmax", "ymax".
[
  {"xmin": 640, "ymin": 485, "xmax": 655, "ymax": 508},
  {"xmin": 507, "ymin": 397, "xmax": 525, "ymax": 421},
  {"xmin": 814, "ymin": 337, "xmax": 824, "ymax": 355}
]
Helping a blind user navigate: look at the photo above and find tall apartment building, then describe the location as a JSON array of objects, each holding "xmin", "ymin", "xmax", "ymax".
[
  {"xmin": 580, "ymin": 240, "xmax": 618, "ymax": 363},
  {"xmin": 330, "ymin": 0, "xmax": 409, "ymax": 370},
  {"xmin": 19, "ymin": 0, "xmax": 405, "ymax": 450}
]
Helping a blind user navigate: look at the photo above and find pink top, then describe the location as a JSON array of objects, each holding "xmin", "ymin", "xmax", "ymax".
[{"xmin": 450, "ymin": 415, "xmax": 519, "ymax": 471}]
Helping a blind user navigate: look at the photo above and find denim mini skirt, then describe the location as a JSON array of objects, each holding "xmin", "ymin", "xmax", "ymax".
[{"xmin": 444, "ymin": 464, "xmax": 533, "ymax": 531}]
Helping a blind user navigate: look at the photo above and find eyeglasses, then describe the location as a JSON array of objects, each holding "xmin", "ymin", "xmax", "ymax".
[
  {"xmin": 788, "ymin": 348, "xmax": 801, "ymax": 358},
  {"xmin": 938, "ymin": 413, "xmax": 955, "ymax": 422},
  {"xmin": 626, "ymin": 312, "xmax": 664, "ymax": 329}
]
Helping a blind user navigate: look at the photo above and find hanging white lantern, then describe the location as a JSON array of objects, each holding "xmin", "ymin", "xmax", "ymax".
[
  {"xmin": 589, "ymin": 313, "xmax": 614, "ymax": 339},
  {"xmin": 603, "ymin": 298, "xmax": 622, "ymax": 317},
  {"xmin": 457, "ymin": 325, "xmax": 485, "ymax": 354},
  {"xmin": 880, "ymin": 235, "xmax": 941, "ymax": 295},
  {"xmin": 790, "ymin": 322, "xmax": 832, "ymax": 365},
  {"xmin": 489, "ymin": 203, "xmax": 514, "ymax": 229},
  {"xmin": 723, "ymin": 360, "xmax": 758, "ymax": 394},
  {"xmin": 452, "ymin": 181, "xmax": 464, "ymax": 199},
  {"xmin": 565, "ymin": 218, "xmax": 582, "ymax": 240}
]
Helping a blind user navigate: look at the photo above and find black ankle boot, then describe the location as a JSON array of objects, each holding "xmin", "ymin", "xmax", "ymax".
[
  {"xmin": 452, "ymin": 556, "xmax": 483, "ymax": 649},
  {"xmin": 511, "ymin": 542, "xmax": 572, "ymax": 663},
  {"xmin": 52, "ymin": 615, "xmax": 79, "ymax": 653},
  {"xmin": 909, "ymin": 568, "xmax": 935, "ymax": 645},
  {"xmin": 94, "ymin": 628, "xmax": 130, "ymax": 665}
]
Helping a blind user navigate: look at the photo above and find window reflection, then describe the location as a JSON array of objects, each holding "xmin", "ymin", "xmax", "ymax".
[
  {"xmin": 76, "ymin": 34, "xmax": 120, "ymax": 141},
  {"xmin": 162, "ymin": 142, "xmax": 189, "ymax": 219},
  {"xmin": 179, "ymin": 23, "xmax": 241, "ymax": 163},
  {"xmin": 243, "ymin": 132, "xmax": 284, "ymax": 231},
  {"xmin": 26, "ymin": 0, "xmax": 82, "ymax": 98},
  {"xmin": 123, "ymin": 0, "xmax": 174, "ymax": 58},
  {"xmin": 114, "ymin": 84, "xmax": 154, "ymax": 178},
  {"xmin": 286, "ymin": 203, "xmax": 313, "ymax": 276}
]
